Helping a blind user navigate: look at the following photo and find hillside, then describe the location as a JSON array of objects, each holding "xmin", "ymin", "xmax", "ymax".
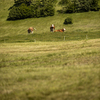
[{"xmin": 0, "ymin": 0, "xmax": 100, "ymax": 43}]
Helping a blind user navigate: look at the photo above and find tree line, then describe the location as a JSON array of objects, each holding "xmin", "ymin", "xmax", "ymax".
[
  {"xmin": 7, "ymin": 0, "xmax": 57, "ymax": 20},
  {"xmin": 58, "ymin": 0, "xmax": 100, "ymax": 13},
  {"xmin": 7, "ymin": 0, "xmax": 99, "ymax": 20}
]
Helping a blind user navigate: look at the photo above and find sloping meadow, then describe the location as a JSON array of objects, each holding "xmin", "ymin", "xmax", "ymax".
[{"xmin": 0, "ymin": 0, "xmax": 100, "ymax": 100}]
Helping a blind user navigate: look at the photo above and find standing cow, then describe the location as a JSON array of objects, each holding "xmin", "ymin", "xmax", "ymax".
[
  {"xmin": 28, "ymin": 27, "xmax": 36, "ymax": 34},
  {"xmin": 50, "ymin": 24, "xmax": 55, "ymax": 32}
]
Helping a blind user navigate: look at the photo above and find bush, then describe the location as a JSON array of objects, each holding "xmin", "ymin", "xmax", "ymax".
[
  {"xmin": 7, "ymin": 3, "xmax": 31, "ymax": 20},
  {"xmin": 64, "ymin": 17, "xmax": 73, "ymax": 24},
  {"xmin": 60, "ymin": 0, "xmax": 99, "ymax": 14},
  {"xmin": 14, "ymin": 0, "xmax": 32, "ymax": 6},
  {"xmin": 7, "ymin": 0, "xmax": 55, "ymax": 20},
  {"xmin": 59, "ymin": 0, "xmax": 69, "ymax": 5},
  {"xmin": 40, "ymin": 3, "xmax": 55, "ymax": 17},
  {"xmin": 45, "ymin": 3, "xmax": 55, "ymax": 16},
  {"xmin": 74, "ymin": 0, "xmax": 91, "ymax": 12},
  {"xmin": 36, "ymin": 9, "xmax": 40, "ymax": 18},
  {"xmin": 90, "ymin": 0, "xmax": 99, "ymax": 11},
  {"xmin": 65, "ymin": 3, "xmax": 75, "ymax": 13}
]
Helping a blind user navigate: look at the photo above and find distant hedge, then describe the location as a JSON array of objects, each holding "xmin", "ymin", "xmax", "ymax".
[
  {"xmin": 7, "ymin": 0, "xmax": 55, "ymax": 20},
  {"xmin": 59, "ymin": 0, "xmax": 100, "ymax": 13}
]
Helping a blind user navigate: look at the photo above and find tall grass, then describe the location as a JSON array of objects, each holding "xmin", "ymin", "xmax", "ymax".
[{"xmin": 0, "ymin": 39, "xmax": 100, "ymax": 100}]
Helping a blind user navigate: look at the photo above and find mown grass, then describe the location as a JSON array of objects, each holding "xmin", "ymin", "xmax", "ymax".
[
  {"xmin": 0, "ymin": 39, "xmax": 100, "ymax": 100},
  {"xmin": 0, "ymin": 39, "xmax": 100, "ymax": 68}
]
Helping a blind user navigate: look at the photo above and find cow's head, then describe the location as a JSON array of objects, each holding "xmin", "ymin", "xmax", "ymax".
[
  {"xmin": 51, "ymin": 24, "xmax": 54, "ymax": 27},
  {"xmin": 63, "ymin": 28, "xmax": 66, "ymax": 31}
]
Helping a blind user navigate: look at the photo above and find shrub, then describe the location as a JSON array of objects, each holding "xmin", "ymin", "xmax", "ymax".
[
  {"xmin": 7, "ymin": 3, "xmax": 31, "ymax": 20},
  {"xmin": 7, "ymin": 0, "xmax": 55, "ymax": 20},
  {"xmin": 40, "ymin": 0, "xmax": 57, "ymax": 5},
  {"xmin": 60, "ymin": 0, "xmax": 99, "ymax": 14},
  {"xmin": 45, "ymin": 3, "xmax": 55, "ymax": 16},
  {"xmin": 65, "ymin": 3, "xmax": 75, "ymax": 13},
  {"xmin": 59, "ymin": 0, "xmax": 69, "ymax": 5},
  {"xmin": 64, "ymin": 17, "xmax": 73, "ymax": 24},
  {"xmin": 74, "ymin": 0, "xmax": 91, "ymax": 12},
  {"xmin": 36, "ymin": 9, "xmax": 40, "ymax": 18},
  {"xmin": 90, "ymin": 0, "xmax": 99, "ymax": 11},
  {"xmin": 7, "ymin": 6, "xmax": 17, "ymax": 20},
  {"xmin": 14, "ymin": 0, "xmax": 32, "ymax": 6}
]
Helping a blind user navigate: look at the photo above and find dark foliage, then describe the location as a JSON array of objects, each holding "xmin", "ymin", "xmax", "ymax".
[
  {"xmin": 64, "ymin": 17, "xmax": 73, "ymax": 24},
  {"xmin": 65, "ymin": 3, "xmax": 75, "ymax": 13},
  {"xmin": 59, "ymin": 0, "xmax": 99, "ymax": 13},
  {"xmin": 14, "ymin": 0, "xmax": 32, "ymax": 6},
  {"xmin": 90, "ymin": 0, "xmax": 100, "ymax": 11},
  {"xmin": 7, "ymin": 3, "xmax": 32, "ymax": 20},
  {"xmin": 7, "ymin": 0, "xmax": 55, "ymax": 20},
  {"xmin": 59, "ymin": 0, "xmax": 69, "ymax": 5}
]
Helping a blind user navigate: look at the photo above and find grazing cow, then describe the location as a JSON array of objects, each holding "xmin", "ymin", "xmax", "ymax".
[
  {"xmin": 54, "ymin": 28, "xmax": 66, "ymax": 32},
  {"xmin": 50, "ymin": 24, "xmax": 55, "ymax": 32},
  {"xmin": 28, "ymin": 27, "xmax": 36, "ymax": 34}
]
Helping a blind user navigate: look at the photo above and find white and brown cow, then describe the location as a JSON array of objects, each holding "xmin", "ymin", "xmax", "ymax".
[
  {"xmin": 54, "ymin": 28, "xmax": 66, "ymax": 32},
  {"xmin": 28, "ymin": 27, "xmax": 36, "ymax": 34},
  {"xmin": 50, "ymin": 24, "xmax": 55, "ymax": 32}
]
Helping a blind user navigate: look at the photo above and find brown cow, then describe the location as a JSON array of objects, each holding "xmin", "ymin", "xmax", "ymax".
[
  {"xmin": 54, "ymin": 28, "xmax": 66, "ymax": 32},
  {"xmin": 50, "ymin": 24, "xmax": 55, "ymax": 32},
  {"xmin": 28, "ymin": 27, "xmax": 36, "ymax": 34}
]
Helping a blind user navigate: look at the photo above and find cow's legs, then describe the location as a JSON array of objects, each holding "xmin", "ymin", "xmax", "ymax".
[{"xmin": 28, "ymin": 29, "xmax": 30, "ymax": 34}]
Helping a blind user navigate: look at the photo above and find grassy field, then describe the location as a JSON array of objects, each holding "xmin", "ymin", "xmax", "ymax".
[
  {"xmin": 0, "ymin": 0, "xmax": 100, "ymax": 100},
  {"xmin": 0, "ymin": 10, "xmax": 100, "ymax": 42},
  {"xmin": 0, "ymin": 39, "xmax": 100, "ymax": 100},
  {"xmin": 0, "ymin": 0, "xmax": 100, "ymax": 42}
]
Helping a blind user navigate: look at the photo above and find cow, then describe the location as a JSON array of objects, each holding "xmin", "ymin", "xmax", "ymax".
[
  {"xmin": 28, "ymin": 27, "xmax": 36, "ymax": 34},
  {"xmin": 54, "ymin": 28, "xmax": 66, "ymax": 32},
  {"xmin": 50, "ymin": 24, "xmax": 55, "ymax": 32}
]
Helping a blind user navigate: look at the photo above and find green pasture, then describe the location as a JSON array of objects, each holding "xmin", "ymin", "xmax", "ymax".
[
  {"xmin": 0, "ymin": 0, "xmax": 100, "ymax": 43},
  {"xmin": 0, "ymin": 0, "xmax": 100, "ymax": 100},
  {"xmin": 0, "ymin": 10, "xmax": 100, "ymax": 42},
  {"xmin": 0, "ymin": 39, "xmax": 100, "ymax": 100}
]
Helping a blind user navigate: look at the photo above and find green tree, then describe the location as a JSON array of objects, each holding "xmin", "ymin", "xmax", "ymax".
[
  {"xmin": 59, "ymin": 0, "xmax": 69, "ymax": 5},
  {"xmin": 62, "ymin": 0, "xmax": 99, "ymax": 13},
  {"xmin": 7, "ymin": 3, "xmax": 31, "ymax": 20},
  {"xmin": 90, "ymin": 0, "xmax": 99, "ymax": 11},
  {"xmin": 14, "ymin": 0, "xmax": 32, "ymax": 6},
  {"xmin": 7, "ymin": 0, "xmax": 55, "ymax": 20}
]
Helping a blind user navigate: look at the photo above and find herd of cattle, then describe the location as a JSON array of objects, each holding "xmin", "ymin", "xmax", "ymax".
[{"xmin": 27, "ymin": 24, "xmax": 66, "ymax": 34}]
